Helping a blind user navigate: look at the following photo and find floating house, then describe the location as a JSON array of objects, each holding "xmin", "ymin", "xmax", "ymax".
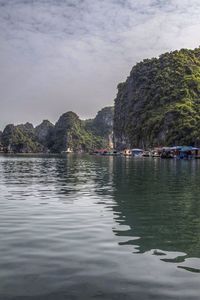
[
  {"xmin": 123, "ymin": 149, "xmax": 132, "ymax": 156},
  {"xmin": 160, "ymin": 146, "xmax": 200, "ymax": 159},
  {"xmin": 131, "ymin": 148, "xmax": 144, "ymax": 157},
  {"xmin": 176, "ymin": 146, "xmax": 199, "ymax": 160},
  {"xmin": 151, "ymin": 148, "xmax": 162, "ymax": 157},
  {"xmin": 142, "ymin": 151, "xmax": 151, "ymax": 157},
  {"xmin": 160, "ymin": 147, "xmax": 174, "ymax": 158}
]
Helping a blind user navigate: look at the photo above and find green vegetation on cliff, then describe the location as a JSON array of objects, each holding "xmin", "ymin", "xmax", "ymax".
[
  {"xmin": 85, "ymin": 106, "xmax": 114, "ymax": 148},
  {"xmin": 50, "ymin": 111, "xmax": 102, "ymax": 153},
  {"xmin": 35, "ymin": 120, "xmax": 54, "ymax": 148},
  {"xmin": 1, "ymin": 106, "xmax": 114, "ymax": 153},
  {"xmin": 2, "ymin": 124, "xmax": 43, "ymax": 153},
  {"xmin": 114, "ymin": 47, "xmax": 200, "ymax": 148}
]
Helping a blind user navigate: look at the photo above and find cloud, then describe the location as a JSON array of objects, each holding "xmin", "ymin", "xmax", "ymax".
[{"xmin": 0, "ymin": 0, "xmax": 200, "ymax": 129}]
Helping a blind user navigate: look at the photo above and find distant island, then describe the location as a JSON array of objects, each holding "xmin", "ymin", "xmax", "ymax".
[
  {"xmin": 1, "ymin": 47, "xmax": 200, "ymax": 154},
  {"xmin": 0, "ymin": 107, "xmax": 114, "ymax": 153}
]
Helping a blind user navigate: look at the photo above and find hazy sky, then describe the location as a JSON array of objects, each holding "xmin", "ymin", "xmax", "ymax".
[{"xmin": 1, "ymin": 0, "xmax": 200, "ymax": 129}]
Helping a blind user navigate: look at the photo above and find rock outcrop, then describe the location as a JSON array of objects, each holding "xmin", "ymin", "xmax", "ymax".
[
  {"xmin": 17, "ymin": 122, "xmax": 35, "ymax": 137},
  {"xmin": 114, "ymin": 48, "xmax": 200, "ymax": 149},
  {"xmin": 35, "ymin": 120, "xmax": 54, "ymax": 147},
  {"xmin": 2, "ymin": 124, "xmax": 43, "ymax": 153},
  {"xmin": 49, "ymin": 111, "xmax": 102, "ymax": 153},
  {"xmin": 0, "ymin": 108, "xmax": 114, "ymax": 153},
  {"xmin": 85, "ymin": 106, "xmax": 114, "ymax": 148}
]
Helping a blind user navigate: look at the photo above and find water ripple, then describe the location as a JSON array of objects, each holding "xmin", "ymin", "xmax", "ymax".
[{"xmin": 0, "ymin": 154, "xmax": 200, "ymax": 299}]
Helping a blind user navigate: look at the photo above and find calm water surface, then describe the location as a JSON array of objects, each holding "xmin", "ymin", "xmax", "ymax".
[{"xmin": 0, "ymin": 154, "xmax": 200, "ymax": 300}]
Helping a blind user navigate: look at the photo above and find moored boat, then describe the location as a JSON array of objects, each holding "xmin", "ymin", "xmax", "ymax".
[
  {"xmin": 142, "ymin": 151, "xmax": 151, "ymax": 157},
  {"xmin": 123, "ymin": 149, "xmax": 132, "ymax": 156},
  {"xmin": 61, "ymin": 148, "xmax": 73, "ymax": 154},
  {"xmin": 131, "ymin": 148, "xmax": 144, "ymax": 157}
]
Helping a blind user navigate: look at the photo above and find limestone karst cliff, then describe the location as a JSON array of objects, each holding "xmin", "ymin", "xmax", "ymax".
[
  {"xmin": 35, "ymin": 120, "xmax": 54, "ymax": 148},
  {"xmin": 3, "ymin": 47, "xmax": 200, "ymax": 152},
  {"xmin": 2, "ymin": 123, "xmax": 43, "ymax": 153},
  {"xmin": 114, "ymin": 48, "xmax": 200, "ymax": 149},
  {"xmin": 85, "ymin": 106, "xmax": 114, "ymax": 148},
  {"xmin": 1, "ymin": 107, "xmax": 114, "ymax": 153},
  {"xmin": 49, "ymin": 111, "xmax": 101, "ymax": 153}
]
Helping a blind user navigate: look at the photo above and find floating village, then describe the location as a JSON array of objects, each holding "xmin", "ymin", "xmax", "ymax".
[
  {"xmin": 1, "ymin": 143, "xmax": 200, "ymax": 160},
  {"xmin": 91, "ymin": 146, "xmax": 200, "ymax": 160}
]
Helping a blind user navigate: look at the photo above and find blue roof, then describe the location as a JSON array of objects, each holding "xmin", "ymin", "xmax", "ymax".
[
  {"xmin": 180, "ymin": 146, "xmax": 196, "ymax": 151},
  {"xmin": 170, "ymin": 146, "xmax": 182, "ymax": 150},
  {"xmin": 131, "ymin": 149, "xmax": 144, "ymax": 152}
]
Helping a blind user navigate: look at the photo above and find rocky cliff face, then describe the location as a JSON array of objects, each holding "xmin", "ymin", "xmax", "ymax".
[
  {"xmin": 85, "ymin": 106, "xmax": 114, "ymax": 148},
  {"xmin": 2, "ymin": 124, "xmax": 43, "ymax": 153},
  {"xmin": 17, "ymin": 122, "xmax": 35, "ymax": 136},
  {"xmin": 50, "ymin": 111, "xmax": 102, "ymax": 153},
  {"xmin": 35, "ymin": 120, "xmax": 54, "ymax": 147},
  {"xmin": 114, "ymin": 48, "xmax": 200, "ymax": 149},
  {"xmin": 1, "ymin": 107, "xmax": 114, "ymax": 153}
]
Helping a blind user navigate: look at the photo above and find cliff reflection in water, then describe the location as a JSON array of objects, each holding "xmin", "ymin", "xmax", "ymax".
[
  {"xmin": 2, "ymin": 154, "xmax": 200, "ymax": 274},
  {"xmin": 111, "ymin": 157, "xmax": 200, "ymax": 269},
  {"xmin": 51, "ymin": 155, "xmax": 200, "ymax": 266}
]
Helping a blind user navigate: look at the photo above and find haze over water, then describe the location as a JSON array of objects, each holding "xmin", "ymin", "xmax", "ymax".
[{"xmin": 0, "ymin": 154, "xmax": 200, "ymax": 300}]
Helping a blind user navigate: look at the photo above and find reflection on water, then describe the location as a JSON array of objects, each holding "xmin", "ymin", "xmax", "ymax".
[
  {"xmin": 112, "ymin": 159, "xmax": 200, "ymax": 257},
  {"xmin": 0, "ymin": 154, "xmax": 200, "ymax": 300}
]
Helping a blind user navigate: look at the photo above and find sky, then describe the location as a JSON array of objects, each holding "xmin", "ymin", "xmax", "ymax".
[{"xmin": 1, "ymin": 0, "xmax": 200, "ymax": 129}]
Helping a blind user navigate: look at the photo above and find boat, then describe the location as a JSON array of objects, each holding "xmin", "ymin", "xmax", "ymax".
[
  {"xmin": 131, "ymin": 148, "xmax": 144, "ymax": 157},
  {"xmin": 61, "ymin": 148, "xmax": 73, "ymax": 154},
  {"xmin": 160, "ymin": 147, "xmax": 174, "ymax": 159},
  {"xmin": 151, "ymin": 150, "xmax": 161, "ymax": 157},
  {"xmin": 142, "ymin": 151, "xmax": 151, "ymax": 157},
  {"xmin": 123, "ymin": 149, "xmax": 132, "ymax": 156}
]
